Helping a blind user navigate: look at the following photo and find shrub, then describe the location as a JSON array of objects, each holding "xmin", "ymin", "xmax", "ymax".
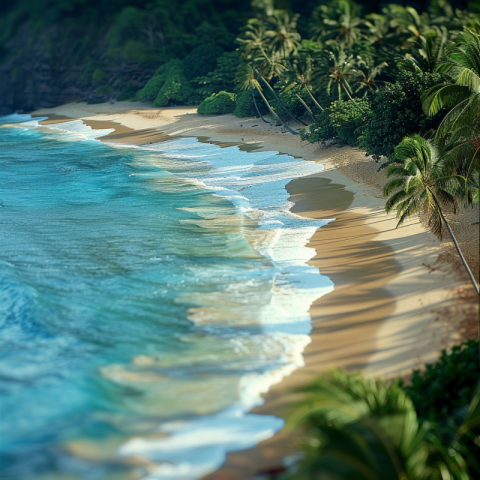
[
  {"xmin": 138, "ymin": 59, "xmax": 193, "ymax": 106},
  {"xmin": 194, "ymin": 51, "xmax": 240, "ymax": 99},
  {"xmin": 362, "ymin": 71, "xmax": 445, "ymax": 161},
  {"xmin": 273, "ymin": 85, "xmax": 315, "ymax": 120},
  {"xmin": 92, "ymin": 68, "xmax": 108, "ymax": 85},
  {"xmin": 300, "ymin": 98, "xmax": 369, "ymax": 146},
  {"xmin": 197, "ymin": 91, "xmax": 236, "ymax": 115},
  {"xmin": 401, "ymin": 340, "xmax": 479, "ymax": 431},
  {"xmin": 153, "ymin": 73, "xmax": 193, "ymax": 107},
  {"xmin": 329, "ymin": 98, "xmax": 370, "ymax": 146},
  {"xmin": 137, "ymin": 61, "xmax": 174, "ymax": 102},
  {"xmin": 300, "ymin": 110, "xmax": 336, "ymax": 145},
  {"xmin": 183, "ymin": 44, "xmax": 223, "ymax": 80},
  {"xmin": 233, "ymin": 90, "xmax": 268, "ymax": 118},
  {"xmin": 117, "ymin": 84, "xmax": 137, "ymax": 101}
]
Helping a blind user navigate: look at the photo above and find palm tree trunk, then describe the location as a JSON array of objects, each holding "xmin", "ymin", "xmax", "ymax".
[
  {"xmin": 254, "ymin": 85, "xmax": 299, "ymax": 135},
  {"xmin": 251, "ymin": 91, "xmax": 271, "ymax": 125},
  {"xmin": 440, "ymin": 210, "xmax": 479, "ymax": 295},
  {"xmin": 295, "ymin": 93, "xmax": 316, "ymax": 123},
  {"xmin": 304, "ymin": 85, "xmax": 324, "ymax": 112},
  {"xmin": 254, "ymin": 69, "xmax": 307, "ymax": 126},
  {"xmin": 440, "ymin": 209, "xmax": 480, "ymax": 363},
  {"xmin": 430, "ymin": 192, "xmax": 480, "ymax": 362}
]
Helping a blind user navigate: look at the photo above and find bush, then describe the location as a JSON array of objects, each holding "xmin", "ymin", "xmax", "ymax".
[
  {"xmin": 362, "ymin": 71, "xmax": 445, "ymax": 161},
  {"xmin": 300, "ymin": 98, "xmax": 369, "ymax": 146},
  {"xmin": 300, "ymin": 110, "xmax": 336, "ymax": 145},
  {"xmin": 137, "ymin": 61, "xmax": 175, "ymax": 102},
  {"xmin": 272, "ymin": 85, "xmax": 315, "ymax": 120},
  {"xmin": 194, "ymin": 51, "xmax": 240, "ymax": 99},
  {"xmin": 233, "ymin": 90, "xmax": 268, "ymax": 118},
  {"xmin": 183, "ymin": 44, "xmax": 223, "ymax": 80},
  {"xmin": 197, "ymin": 91, "xmax": 236, "ymax": 115},
  {"xmin": 329, "ymin": 98, "xmax": 370, "ymax": 146},
  {"xmin": 92, "ymin": 68, "xmax": 108, "ymax": 85},
  {"xmin": 402, "ymin": 340, "xmax": 479, "ymax": 431},
  {"xmin": 117, "ymin": 84, "xmax": 137, "ymax": 101},
  {"xmin": 138, "ymin": 59, "xmax": 193, "ymax": 106}
]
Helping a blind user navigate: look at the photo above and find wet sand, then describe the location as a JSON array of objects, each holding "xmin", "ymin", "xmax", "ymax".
[{"xmin": 31, "ymin": 102, "xmax": 479, "ymax": 479}]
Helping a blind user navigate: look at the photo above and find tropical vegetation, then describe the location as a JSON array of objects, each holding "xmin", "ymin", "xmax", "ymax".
[
  {"xmin": 284, "ymin": 343, "xmax": 480, "ymax": 479},
  {"xmin": 4, "ymin": 0, "xmax": 476, "ymax": 307},
  {"xmin": 1, "ymin": 0, "xmax": 479, "ymax": 477}
]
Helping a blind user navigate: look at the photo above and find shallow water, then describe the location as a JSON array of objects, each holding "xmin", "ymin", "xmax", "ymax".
[{"xmin": 0, "ymin": 114, "xmax": 333, "ymax": 479}]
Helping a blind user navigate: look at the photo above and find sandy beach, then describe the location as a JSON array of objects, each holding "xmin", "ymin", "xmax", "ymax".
[{"xmin": 31, "ymin": 101, "xmax": 479, "ymax": 479}]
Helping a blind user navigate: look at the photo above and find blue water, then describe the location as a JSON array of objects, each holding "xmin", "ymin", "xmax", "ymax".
[{"xmin": 0, "ymin": 115, "xmax": 332, "ymax": 479}]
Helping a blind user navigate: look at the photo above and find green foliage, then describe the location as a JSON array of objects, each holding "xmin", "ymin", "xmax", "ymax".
[
  {"xmin": 153, "ymin": 74, "xmax": 193, "ymax": 107},
  {"xmin": 105, "ymin": 7, "xmax": 163, "ymax": 67},
  {"xmin": 92, "ymin": 68, "xmax": 108, "ymax": 85},
  {"xmin": 286, "ymin": 369, "xmax": 480, "ymax": 480},
  {"xmin": 300, "ymin": 110, "xmax": 336, "ymax": 144},
  {"xmin": 233, "ymin": 90, "xmax": 267, "ymax": 118},
  {"xmin": 329, "ymin": 98, "xmax": 369, "ymax": 145},
  {"xmin": 402, "ymin": 340, "xmax": 480, "ymax": 430},
  {"xmin": 138, "ymin": 63, "xmax": 172, "ymax": 102},
  {"xmin": 137, "ymin": 59, "xmax": 193, "ymax": 106},
  {"xmin": 285, "ymin": 370, "xmax": 480, "ymax": 480},
  {"xmin": 272, "ymin": 84, "xmax": 314, "ymax": 120},
  {"xmin": 183, "ymin": 44, "xmax": 223, "ymax": 80},
  {"xmin": 301, "ymin": 98, "xmax": 369, "ymax": 146},
  {"xmin": 194, "ymin": 51, "xmax": 240, "ymax": 98},
  {"xmin": 197, "ymin": 91, "xmax": 235, "ymax": 115},
  {"xmin": 362, "ymin": 71, "xmax": 445, "ymax": 161},
  {"xmin": 117, "ymin": 84, "xmax": 138, "ymax": 102}
]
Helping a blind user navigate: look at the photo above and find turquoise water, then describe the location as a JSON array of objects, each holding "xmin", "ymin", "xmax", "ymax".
[{"xmin": 0, "ymin": 115, "xmax": 332, "ymax": 479}]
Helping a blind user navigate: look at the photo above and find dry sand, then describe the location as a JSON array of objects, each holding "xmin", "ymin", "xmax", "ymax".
[{"xmin": 32, "ymin": 102, "xmax": 479, "ymax": 479}]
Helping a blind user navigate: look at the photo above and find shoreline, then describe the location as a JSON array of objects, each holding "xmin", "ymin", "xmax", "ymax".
[{"xmin": 30, "ymin": 102, "xmax": 479, "ymax": 478}]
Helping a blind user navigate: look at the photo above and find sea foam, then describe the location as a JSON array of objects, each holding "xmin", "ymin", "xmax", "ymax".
[{"xmin": 19, "ymin": 116, "xmax": 334, "ymax": 479}]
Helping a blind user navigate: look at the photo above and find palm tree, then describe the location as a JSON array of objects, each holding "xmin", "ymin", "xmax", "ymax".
[
  {"xmin": 429, "ymin": 0, "xmax": 480, "ymax": 36},
  {"xmin": 236, "ymin": 18, "xmax": 270, "ymax": 62},
  {"xmin": 236, "ymin": 63, "xmax": 299, "ymax": 134},
  {"xmin": 363, "ymin": 12, "xmax": 394, "ymax": 46},
  {"xmin": 283, "ymin": 53, "xmax": 325, "ymax": 114},
  {"xmin": 314, "ymin": 45, "xmax": 368, "ymax": 117},
  {"xmin": 311, "ymin": 0, "xmax": 365, "ymax": 48},
  {"xmin": 422, "ymin": 28, "xmax": 480, "ymax": 142},
  {"xmin": 384, "ymin": 135, "xmax": 478, "ymax": 295},
  {"xmin": 264, "ymin": 11, "xmax": 301, "ymax": 59},
  {"xmin": 237, "ymin": 17, "xmax": 305, "ymax": 129},
  {"xmin": 399, "ymin": 27, "xmax": 450, "ymax": 73},
  {"xmin": 355, "ymin": 55, "xmax": 387, "ymax": 93},
  {"xmin": 385, "ymin": 4, "xmax": 431, "ymax": 44},
  {"xmin": 314, "ymin": 46, "xmax": 359, "ymax": 102},
  {"xmin": 286, "ymin": 370, "xmax": 480, "ymax": 479}
]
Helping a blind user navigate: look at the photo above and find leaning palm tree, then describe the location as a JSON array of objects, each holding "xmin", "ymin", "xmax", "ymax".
[
  {"xmin": 283, "ymin": 53, "xmax": 325, "ymax": 115},
  {"xmin": 384, "ymin": 135, "xmax": 478, "ymax": 295},
  {"xmin": 237, "ymin": 17, "xmax": 306, "ymax": 128},
  {"xmin": 422, "ymin": 28, "xmax": 480, "ymax": 142},
  {"xmin": 286, "ymin": 370, "xmax": 480, "ymax": 479},
  {"xmin": 236, "ymin": 63, "xmax": 299, "ymax": 134}
]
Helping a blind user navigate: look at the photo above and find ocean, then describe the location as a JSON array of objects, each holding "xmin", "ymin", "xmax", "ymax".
[{"xmin": 0, "ymin": 114, "xmax": 333, "ymax": 479}]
